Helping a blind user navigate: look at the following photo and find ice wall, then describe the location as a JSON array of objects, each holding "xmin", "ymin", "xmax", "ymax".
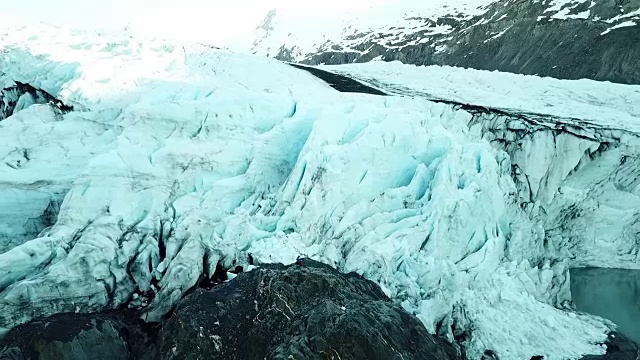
[
  {"xmin": 471, "ymin": 112, "xmax": 640, "ymax": 271},
  {"xmin": 0, "ymin": 93, "xmax": 614, "ymax": 359}
]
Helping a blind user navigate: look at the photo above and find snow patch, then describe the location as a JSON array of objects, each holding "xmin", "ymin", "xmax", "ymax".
[{"xmin": 601, "ymin": 20, "xmax": 637, "ymax": 35}]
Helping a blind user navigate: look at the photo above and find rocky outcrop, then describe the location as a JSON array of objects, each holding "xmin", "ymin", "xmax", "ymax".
[
  {"xmin": 581, "ymin": 333, "xmax": 640, "ymax": 360},
  {"xmin": 0, "ymin": 261, "xmax": 460, "ymax": 360},
  {"xmin": 0, "ymin": 81, "xmax": 72, "ymax": 121},
  {"xmin": 155, "ymin": 260, "xmax": 460, "ymax": 360},
  {"xmin": 0, "ymin": 311, "xmax": 151, "ymax": 360}
]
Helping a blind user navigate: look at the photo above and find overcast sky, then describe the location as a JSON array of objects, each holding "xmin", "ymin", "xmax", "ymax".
[{"xmin": 2, "ymin": 0, "xmax": 380, "ymax": 44}]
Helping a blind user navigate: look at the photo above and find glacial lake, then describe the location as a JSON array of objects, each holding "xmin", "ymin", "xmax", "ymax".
[{"xmin": 571, "ymin": 267, "xmax": 640, "ymax": 345}]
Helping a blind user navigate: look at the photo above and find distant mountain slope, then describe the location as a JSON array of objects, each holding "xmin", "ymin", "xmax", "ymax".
[{"xmin": 242, "ymin": 0, "xmax": 640, "ymax": 84}]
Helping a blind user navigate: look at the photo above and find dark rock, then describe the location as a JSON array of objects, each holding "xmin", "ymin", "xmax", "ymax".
[
  {"xmin": 210, "ymin": 262, "xmax": 229, "ymax": 284},
  {"xmin": 581, "ymin": 332, "xmax": 640, "ymax": 360},
  {"xmin": 0, "ymin": 261, "xmax": 460, "ymax": 360},
  {"xmin": 289, "ymin": 64, "xmax": 387, "ymax": 95},
  {"xmin": 0, "ymin": 81, "xmax": 72, "ymax": 121},
  {"xmin": 0, "ymin": 311, "xmax": 151, "ymax": 360},
  {"xmin": 153, "ymin": 260, "xmax": 461, "ymax": 360},
  {"xmin": 482, "ymin": 349, "xmax": 499, "ymax": 359}
]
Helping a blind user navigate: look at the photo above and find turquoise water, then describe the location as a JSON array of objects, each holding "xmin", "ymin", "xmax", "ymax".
[{"xmin": 570, "ymin": 267, "xmax": 640, "ymax": 344}]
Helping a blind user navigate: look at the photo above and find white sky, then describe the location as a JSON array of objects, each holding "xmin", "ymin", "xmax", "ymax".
[{"xmin": 1, "ymin": 0, "xmax": 381, "ymax": 44}]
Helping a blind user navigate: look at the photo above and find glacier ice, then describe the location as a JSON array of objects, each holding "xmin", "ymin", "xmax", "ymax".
[
  {"xmin": 322, "ymin": 61, "xmax": 640, "ymax": 132},
  {"xmin": 325, "ymin": 60, "xmax": 640, "ymax": 272},
  {"xmin": 1, "ymin": 21, "xmax": 640, "ymax": 359},
  {"xmin": 0, "ymin": 105, "xmax": 119, "ymax": 252}
]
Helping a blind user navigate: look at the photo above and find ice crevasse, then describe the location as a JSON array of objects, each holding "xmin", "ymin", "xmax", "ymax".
[{"xmin": 2, "ymin": 22, "xmax": 639, "ymax": 359}]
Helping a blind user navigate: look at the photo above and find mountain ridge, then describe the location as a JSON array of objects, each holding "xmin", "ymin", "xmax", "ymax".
[{"xmin": 242, "ymin": 0, "xmax": 640, "ymax": 84}]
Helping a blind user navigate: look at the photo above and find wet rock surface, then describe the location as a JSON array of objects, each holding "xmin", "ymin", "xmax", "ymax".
[{"xmin": 0, "ymin": 260, "xmax": 460, "ymax": 360}]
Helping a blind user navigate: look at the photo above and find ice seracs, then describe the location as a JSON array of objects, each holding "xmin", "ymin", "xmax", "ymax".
[
  {"xmin": 1, "ymin": 20, "xmax": 640, "ymax": 359},
  {"xmin": 324, "ymin": 60, "xmax": 640, "ymax": 272},
  {"xmin": 0, "ymin": 104, "xmax": 118, "ymax": 252}
]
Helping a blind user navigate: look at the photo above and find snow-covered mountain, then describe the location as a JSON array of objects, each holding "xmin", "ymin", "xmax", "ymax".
[
  {"xmin": 239, "ymin": 0, "xmax": 640, "ymax": 84},
  {"xmin": 1, "ymin": 19, "xmax": 640, "ymax": 360}
]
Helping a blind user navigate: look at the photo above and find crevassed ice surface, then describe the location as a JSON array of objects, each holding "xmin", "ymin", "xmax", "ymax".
[
  {"xmin": 323, "ymin": 61, "xmax": 640, "ymax": 271},
  {"xmin": 322, "ymin": 61, "xmax": 640, "ymax": 132},
  {"xmin": 2, "ymin": 21, "xmax": 638, "ymax": 359}
]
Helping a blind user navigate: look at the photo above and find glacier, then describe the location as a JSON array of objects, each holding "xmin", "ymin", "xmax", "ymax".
[
  {"xmin": 321, "ymin": 61, "xmax": 640, "ymax": 270},
  {"xmin": 1, "ymin": 21, "xmax": 640, "ymax": 359}
]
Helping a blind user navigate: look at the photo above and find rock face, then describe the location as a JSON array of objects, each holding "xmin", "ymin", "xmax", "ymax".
[
  {"xmin": 0, "ymin": 81, "xmax": 72, "ymax": 121},
  {"xmin": 432, "ymin": 0, "xmax": 640, "ymax": 85},
  {"xmin": 248, "ymin": 0, "xmax": 640, "ymax": 84},
  {"xmin": 581, "ymin": 333, "xmax": 640, "ymax": 360},
  {"xmin": 154, "ymin": 260, "xmax": 461, "ymax": 360},
  {"xmin": 0, "ymin": 311, "xmax": 150, "ymax": 360},
  {"xmin": 0, "ymin": 261, "xmax": 460, "ymax": 360}
]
